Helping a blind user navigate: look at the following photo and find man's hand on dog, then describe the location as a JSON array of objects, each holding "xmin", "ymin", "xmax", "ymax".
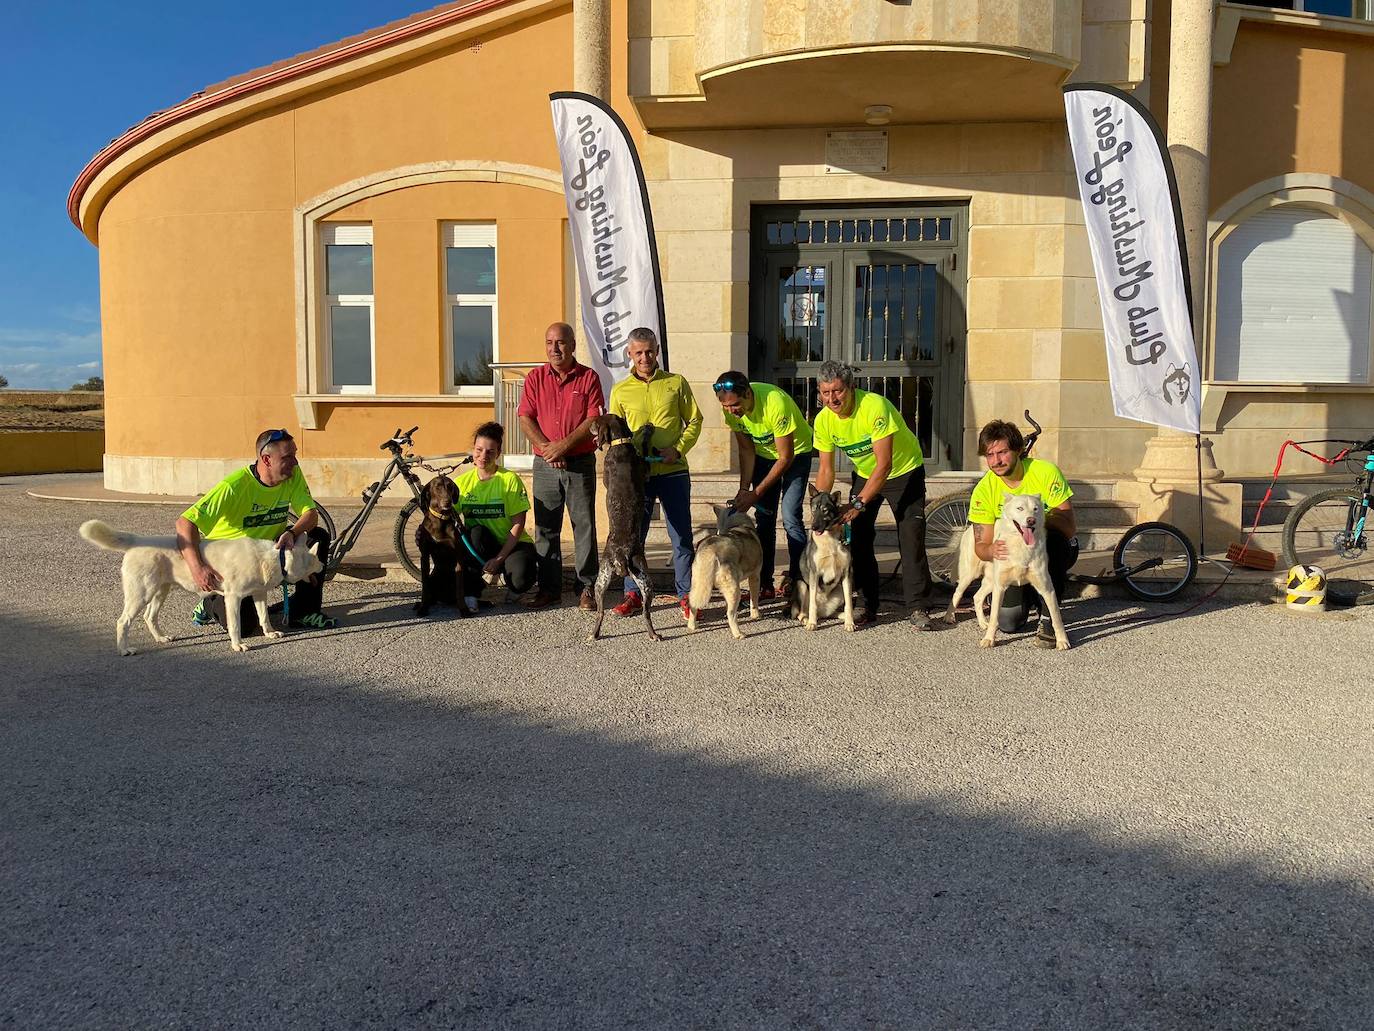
[
  {"xmin": 274, "ymin": 530, "xmax": 294, "ymax": 550},
  {"xmin": 483, "ymin": 556, "xmax": 506, "ymax": 576},
  {"xmin": 992, "ymin": 540, "xmax": 1009, "ymax": 560},
  {"xmin": 190, "ymin": 560, "xmax": 222, "ymax": 593},
  {"xmin": 836, "ymin": 503, "xmax": 862, "ymax": 526},
  {"xmin": 731, "ymin": 488, "xmax": 757, "ymax": 513}
]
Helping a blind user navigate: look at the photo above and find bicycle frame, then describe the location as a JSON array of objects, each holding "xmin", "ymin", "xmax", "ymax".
[
  {"xmin": 1336, "ymin": 453, "xmax": 1374, "ymax": 557},
  {"xmin": 323, "ymin": 450, "xmax": 424, "ymax": 576}
]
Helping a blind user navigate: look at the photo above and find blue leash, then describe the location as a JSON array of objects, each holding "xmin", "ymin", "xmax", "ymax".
[{"xmin": 278, "ymin": 548, "xmax": 290, "ymax": 625}]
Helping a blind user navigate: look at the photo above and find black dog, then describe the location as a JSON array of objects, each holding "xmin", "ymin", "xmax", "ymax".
[
  {"xmin": 414, "ymin": 474, "xmax": 470, "ymax": 618},
  {"xmin": 587, "ymin": 413, "xmax": 660, "ymax": 642}
]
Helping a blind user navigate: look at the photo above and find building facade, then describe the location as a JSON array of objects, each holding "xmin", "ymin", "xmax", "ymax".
[{"xmin": 70, "ymin": 0, "xmax": 1374, "ymax": 497}]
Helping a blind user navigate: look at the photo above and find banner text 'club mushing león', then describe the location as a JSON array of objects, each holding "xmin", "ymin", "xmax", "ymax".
[
  {"xmin": 550, "ymin": 92, "xmax": 667, "ymax": 401},
  {"xmin": 1064, "ymin": 84, "xmax": 1201, "ymax": 434}
]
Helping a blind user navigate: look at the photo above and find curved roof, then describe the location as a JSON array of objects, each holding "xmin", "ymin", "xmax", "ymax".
[{"xmin": 67, "ymin": 0, "xmax": 530, "ymax": 242}]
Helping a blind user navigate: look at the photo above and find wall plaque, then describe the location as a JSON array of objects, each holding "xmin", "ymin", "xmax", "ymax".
[{"xmin": 825, "ymin": 130, "xmax": 888, "ymax": 174}]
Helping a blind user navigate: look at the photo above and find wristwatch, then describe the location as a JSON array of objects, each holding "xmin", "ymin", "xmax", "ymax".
[{"xmin": 848, "ymin": 494, "xmax": 867, "ymax": 513}]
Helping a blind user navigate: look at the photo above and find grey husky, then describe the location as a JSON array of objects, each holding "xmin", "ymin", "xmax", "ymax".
[
  {"xmin": 790, "ymin": 486, "xmax": 856, "ymax": 632},
  {"xmin": 686, "ymin": 504, "xmax": 764, "ymax": 640}
]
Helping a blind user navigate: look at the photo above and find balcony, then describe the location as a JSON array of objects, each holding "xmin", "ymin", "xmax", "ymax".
[{"xmin": 629, "ymin": 0, "xmax": 1084, "ymax": 130}]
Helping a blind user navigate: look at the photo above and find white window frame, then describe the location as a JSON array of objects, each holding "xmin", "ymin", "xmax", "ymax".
[
  {"xmin": 443, "ymin": 223, "xmax": 498, "ymax": 398},
  {"xmin": 1210, "ymin": 202, "xmax": 1374, "ymax": 386},
  {"xmin": 321, "ymin": 223, "xmax": 375, "ymax": 394},
  {"xmin": 1257, "ymin": 0, "xmax": 1373, "ymax": 17}
]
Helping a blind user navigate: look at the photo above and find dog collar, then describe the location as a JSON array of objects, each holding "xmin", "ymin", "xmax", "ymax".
[
  {"xmin": 607, "ymin": 436, "xmax": 635, "ymax": 448},
  {"xmin": 428, "ymin": 507, "xmax": 450, "ymax": 520}
]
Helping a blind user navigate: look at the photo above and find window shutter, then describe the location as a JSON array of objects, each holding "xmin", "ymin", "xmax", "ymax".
[
  {"xmin": 444, "ymin": 224, "xmax": 496, "ymax": 248},
  {"xmin": 1215, "ymin": 207, "xmax": 1372, "ymax": 383},
  {"xmin": 321, "ymin": 224, "xmax": 373, "ymax": 246}
]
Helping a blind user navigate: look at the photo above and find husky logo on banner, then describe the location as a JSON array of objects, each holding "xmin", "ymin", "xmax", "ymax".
[
  {"xmin": 1063, "ymin": 84, "xmax": 1201, "ymax": 434},
  {"xmin": 550, "ymin": 92, "xmax": 667, "ymax": 400}
]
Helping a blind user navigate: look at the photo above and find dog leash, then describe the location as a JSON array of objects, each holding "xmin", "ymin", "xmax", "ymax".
[{"xmin": 278, "ymin": 548, "xmax": 290, "ymax": 625}]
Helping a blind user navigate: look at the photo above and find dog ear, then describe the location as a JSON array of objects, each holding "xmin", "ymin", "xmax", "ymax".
[
  {"xmin": 807, "ymin": 483, "xmax": 819, "ymax": 499},
  {"xmin": 419, "ymin": 480, "xmax": 432, "ymax": 509},
  {"xmin": 830, "ymin": 491, "xmax": 841, "ymax": 505},
  {"xmin": 635, "ymin": 424, "xmax": 655, "ymax": 457}
]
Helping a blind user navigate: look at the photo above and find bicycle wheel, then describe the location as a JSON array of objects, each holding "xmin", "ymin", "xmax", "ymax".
[
  {"xmin": 1281, "ymin": 487, "xmax": 1374, "ymax": 606},
  {"xmin": 924, "ymin": 490, "xmax": 973, "ymax": 587},
  {"xmin": 392, "ymin": 500, "xmax": 424, "ymax": 583},
  {"xmin": 1113, "ymin": 521, "xmax": 1197, "ymax": 602},
  {"xmin": 290, "ymin": 502, "xmax": 335, "ymax": 540}
]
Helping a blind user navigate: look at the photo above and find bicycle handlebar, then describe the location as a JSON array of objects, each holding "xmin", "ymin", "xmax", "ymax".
[{"xmin": 1022, "ymin": 410, "xmax": 1043, "ymax": 458}]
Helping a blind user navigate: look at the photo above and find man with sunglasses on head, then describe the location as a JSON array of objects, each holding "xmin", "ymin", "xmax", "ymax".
[
  {"xmin": 712, "ymin": 371, "xmax": 814, "ymax": 600},
  {"xmin": 175, "ymin": 428, "xmax": 336, "ymax": 633},
  {"xmin": 812, "ymin": 361, "xmax": 934, "ymax": 630}
]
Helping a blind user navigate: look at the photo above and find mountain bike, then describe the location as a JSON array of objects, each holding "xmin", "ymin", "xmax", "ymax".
[
  {"xmin": 1279, "ymin": 436, "xmax": 1374, "ymax": 606},
  {"xmin": 289, "ymin": 427, "xmax": 472, "ymax": 583},
  {"xmin": 923, "ymin": 412, "xmax": 1198, "ymax": 602}
]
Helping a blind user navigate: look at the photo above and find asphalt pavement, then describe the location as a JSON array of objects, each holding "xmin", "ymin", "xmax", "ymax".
[{"xmin": 2, "ymin": 474, "xmax": 1371, "ymax": 1029}]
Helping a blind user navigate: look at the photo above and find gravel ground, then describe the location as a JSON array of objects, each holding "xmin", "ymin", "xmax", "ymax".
[{"xmin": 2, "ymin": 475, "xmax": 1372, "ymax": 1029}]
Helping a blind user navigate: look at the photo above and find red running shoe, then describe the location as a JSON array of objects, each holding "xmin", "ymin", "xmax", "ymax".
[{"xmin": 612, "ymin": 593, "xmax": 643, "ymax": 617}]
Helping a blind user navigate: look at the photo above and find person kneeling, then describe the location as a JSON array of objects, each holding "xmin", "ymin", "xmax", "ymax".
[
  {"xmin": 968, "ymin": 419, "xmax": 1078, "ymax": 648},
  {"xmin": 454, "ymin": 421, "xmax": 538, "ymax": 609}
]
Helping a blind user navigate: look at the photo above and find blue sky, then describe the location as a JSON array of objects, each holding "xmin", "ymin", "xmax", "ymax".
[{"xmin": 2, "ymin": 2, "xmax": 431, "ymax": 389}]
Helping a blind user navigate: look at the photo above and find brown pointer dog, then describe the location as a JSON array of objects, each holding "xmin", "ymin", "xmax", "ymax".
[
  {"xmin": 587, "ymin": 413, "xmax": 660, "ymax": 642},
  {"xmin": 413, "ymin": 473, "xmax": 471, "ymax": 618}
]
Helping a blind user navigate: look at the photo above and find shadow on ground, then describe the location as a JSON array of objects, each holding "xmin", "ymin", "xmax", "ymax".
[{"xmin": 1, "ymin": 609, "xmax": 1369, "ymax": 1031}]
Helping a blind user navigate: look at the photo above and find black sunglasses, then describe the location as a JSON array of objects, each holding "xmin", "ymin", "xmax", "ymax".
[{"xmin": 259, "ymin": 429, "xmax": 290, "ymax": 454}]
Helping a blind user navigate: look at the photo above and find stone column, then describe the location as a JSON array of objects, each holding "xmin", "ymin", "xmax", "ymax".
[
  {"xmin": 1117, "ymin": 0, "xmax": 1240, "ymax": 551},
  {"xmin": 570, "ymin": 0, "xmax": 610, "ymax": 370},
  {"xmin": 574, "ymin": 0, "xmax": 611, "ymax": 100}
]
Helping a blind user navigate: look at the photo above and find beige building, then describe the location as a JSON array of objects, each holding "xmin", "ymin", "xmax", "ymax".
[{"xmin": 70, "ymin": 0, "xmax": 1374, "ymax": 520}]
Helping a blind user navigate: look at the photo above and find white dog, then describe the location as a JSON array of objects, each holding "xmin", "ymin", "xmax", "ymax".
[
  {"xmin": 941, "ymin": 494, "xmax": 1070, "ymax": 649},
  {"xmin": 80, "ymin": 519, "xmax": 324, "ymax": 655}
]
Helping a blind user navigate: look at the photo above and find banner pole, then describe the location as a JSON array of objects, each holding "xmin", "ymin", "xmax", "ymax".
[{"xmin": 1195, "ymin": 432, "xmax": 1206, "ymax": 557}]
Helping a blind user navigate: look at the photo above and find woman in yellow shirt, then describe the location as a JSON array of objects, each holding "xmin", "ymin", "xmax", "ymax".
[{"xmin": 453, "ymin": 421, "xmax": 538, "ymax": 609}]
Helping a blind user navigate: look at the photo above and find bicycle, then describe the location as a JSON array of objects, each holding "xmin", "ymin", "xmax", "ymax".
[
  {"xmin": 289, "ymin": 427, "xmax": 472, "ymax": 583},
  {"xmin": 1279, "ymin": 435, "xmax": 1374, "ymax": 606},
  {"xmin": 923, "ymin": 412, "xmax": 1198, "ymax": 602}
]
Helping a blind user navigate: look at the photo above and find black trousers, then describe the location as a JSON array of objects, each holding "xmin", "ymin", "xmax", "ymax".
[
  {"xmin": 849, "ymin": 465, "xmax": 932, "ymax": 612},
  {"xmin": 229, "ymin": 526, "xmax": 331, "ymax": 634},
  {"xmin": 997, "ymin": 528, "xmax": 1079, "ymax": 631},
  {"xmin": 457, "ymin": 524, "xmax": 537, "ymax": 597}
]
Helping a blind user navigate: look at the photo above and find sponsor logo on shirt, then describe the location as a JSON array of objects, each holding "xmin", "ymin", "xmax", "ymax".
[
  {"xmin": 751, "ymin": 430, "xmax": 776, "ymax": 447},
  {"xmin": 839, "ymin": 438, "xmax": 874, "ymax": 459},
  {"xmin": 464, "ymin": 502, "xmax": 507, "ymax": 519},
  {"xmin": 243, "ymin": 504, "xmax": 289, "ymax": 529}
]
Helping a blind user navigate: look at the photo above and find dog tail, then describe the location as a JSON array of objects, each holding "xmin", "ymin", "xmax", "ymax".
[
  {"xmin": 79, "ymin": 519, "xmax": 140, "ymax": 552},
  {"xmin": 688, "ymin": 551, "xmax": 718, "ymax": 612}
]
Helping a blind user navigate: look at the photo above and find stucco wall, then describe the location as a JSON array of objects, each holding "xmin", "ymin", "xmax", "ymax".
[{"xmin": 96, "ymin": 6, "xmax": 575, "ymax": 492}]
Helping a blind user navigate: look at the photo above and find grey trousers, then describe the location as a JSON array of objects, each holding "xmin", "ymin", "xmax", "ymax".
[{"xmin": 532, "ymin": 452, "xmax": 600, "ymax": 594}]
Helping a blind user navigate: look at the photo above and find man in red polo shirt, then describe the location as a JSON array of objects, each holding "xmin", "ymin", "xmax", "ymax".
[{"xmin": 517, "ymin": 321, "xmax": 606, "ymax": 610}]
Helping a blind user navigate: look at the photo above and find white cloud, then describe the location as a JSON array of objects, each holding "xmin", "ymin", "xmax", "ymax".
[{"xmin": 0, "ymin": 324, "xmax": 104, "ymax": 389}]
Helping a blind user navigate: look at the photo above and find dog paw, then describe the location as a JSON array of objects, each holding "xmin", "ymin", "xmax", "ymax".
[
  {"xmin": 1057, "ymin": 639, "xmax": 1071, "ymax": 651},
  {"xmin": 978, "ymin": 637, "xmax": 995, "ymax": 649},
  {"xmin": 730, "ymin": 630, "xmax": 744, "ymax": 640},
  {"xmin": 749, "ymin": 608, "xmax": 760, "ymax": 620},
  {"xmin": 942, "ymin": 612, "xmax": 957, "ymax": 625},
  {"xmin": 151, "ymin": 634, "xmax": 172, "ymax": 644},
  {"xmin": 843, "ymin": 621, "xmax": 856, "ymax": 632},
  {"xmin": 264, "ymin": 630, "xmax": 284, "ymax": 640},
  {"xmin": 120, "ymin": 647, "xmax": 137, "ymax": 657},
  {"xmin": 231, "ymin": 641, "xmax": 251, "ymax": 653},
  {"xmin": 805, "ymin": 622, "xmax": 818, "ymax": 632}
]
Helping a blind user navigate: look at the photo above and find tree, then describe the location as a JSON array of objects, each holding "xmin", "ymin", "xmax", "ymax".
[
  {"xmin": 71, "ymin": 376, "xmax": 104, "ymax": 392},
  {"xmin": 0, "ymin": 374, "xmax": 8, "ymax": 388}
]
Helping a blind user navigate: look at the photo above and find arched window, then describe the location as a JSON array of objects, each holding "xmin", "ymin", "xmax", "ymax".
[{"xmin": 1213, "ymin": 206, "xmax": 1373, "ymax": 383}]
